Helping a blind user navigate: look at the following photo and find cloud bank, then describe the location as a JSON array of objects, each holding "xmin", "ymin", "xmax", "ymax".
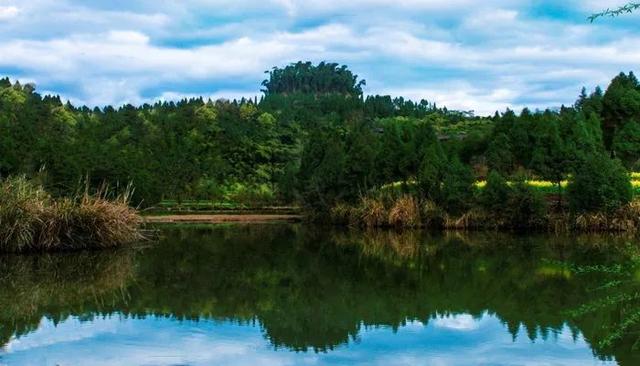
[{"xmin": 0, "ymin": 0, "xmax": 637, "ymax": 115}]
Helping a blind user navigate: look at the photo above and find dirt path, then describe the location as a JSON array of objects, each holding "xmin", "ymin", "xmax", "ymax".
[{"xmin": 144, "ymin": 214, "xmax": 303, "ymax": 224}]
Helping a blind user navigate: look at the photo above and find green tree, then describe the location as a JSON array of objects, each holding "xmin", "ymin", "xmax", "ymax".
[
  {"xmin": 530, "ymin": 115, "xmax": 569, "ymax": 206},
  {"xmin": 478, "ymin": 171, "xmax": 510, "ymax": 226},
  {"xmin": 567, "ymin": 154, "xmax": 633, "ymax": 213},
  {"xmin": 613, "ymin": 119, "xmax": 640, "ymax": 169},
  {"xmin": 486, "ymin": 133, "xmax": 514, "ymax": 174},
  {"xmin": 417, "ymin": 140, "xmax": 446, "ymax": 202},
  {"xmin": 505, "ymin": 176, "xmax": 547, "ymax": 229},
  {"xmin": 602, "ymin": 72, "xmax": 640, "ymax": 150},
  {"xmin": 441, "ymin": 157, "xmax": 475, "ymax": 214}
]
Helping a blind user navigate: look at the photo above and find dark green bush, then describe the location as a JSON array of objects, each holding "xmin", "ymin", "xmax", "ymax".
[
  {"xmin": 441, "ymin": 157, "xmax": 475, "ymax": 214},
  {"xmin": 504, "ymin": 177, "xmax": 547, "ymax": 229},
  {"xmin": 478, "ymin": 171, "xmax": 510, "ymax": 214},
  {"xmin": 567, "ymin": 154, "xmax": 633, "ymax": 213},
  {"xmin": 478, "ymin": 171, "xmax": 546, "ymax": 228}
]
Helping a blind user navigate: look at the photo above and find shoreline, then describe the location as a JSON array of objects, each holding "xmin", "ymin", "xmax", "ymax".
[{"xmin": 144, "ymin": 214, "xmax": 303, "ymax": 224}]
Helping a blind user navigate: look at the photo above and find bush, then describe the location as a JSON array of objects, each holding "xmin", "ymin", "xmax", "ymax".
[
  {"xmin": 388, "ymin": 195, "xmax": 420, "ymax": 228},
  {"xmin": 0, "ymin": 177, "xmax": 143, "ymax": 252},
  {"xmin": 441, "ymin": 157, "xmax": 475, "ymax": 214},
  {"xmin": 478, "ymin": 171, "xmax": 510, "ymax": 215},
  {"xmin": 358, "ymin": 196, "xmax": 387, "ymax": 227},
  {"xmin": 568, "ymin": 154, "xmax": 633, "ymax": 213},
  {"xmin": 478, "ymin": 172, "xmax": 546, "ymax": 228},
  {"xmin": 504, "ymin": 177, "xmax": 547, "ymax": 229}
]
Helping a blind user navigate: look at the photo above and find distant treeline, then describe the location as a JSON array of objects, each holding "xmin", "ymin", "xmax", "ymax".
[{"xmin": 1, "ymin": 62, "xmax": 639, "ymax": 218}]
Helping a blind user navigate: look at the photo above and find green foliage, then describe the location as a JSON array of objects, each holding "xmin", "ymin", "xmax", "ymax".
[
  {"xmin": 613, "ymin": 119, "xmax": 640, "ymax": 169},
  {"xmin": 416, "ymin": 131, "xmax": 447, "ymax": 202},
  {"xmin": 530, "ymin": 115, "xmax": 569, "ymax": 190},
  {"xmin": 440, "ymin": 157, "xmax": 476, "ymax": 214},
  {"xmin": 568, "ymin": 154, "xmax": 633, "ymax": 213},
  {"xmin": 478, "ymin": 172, "xmax": 546, "ymax": 228},
  {"xmin": 262, "ymin": 61, "xmax": 366, "ymax": 96},
  {"xmin": 602, "ymin": 72, "xmax": 640, "ymax": 150},
  {"xmin": 504, "ymin": 177, "xmax": 547, "ymax": 229},
  {"xmin": 478, "ymin": 171, "xmax": 511, "ymax": 214},
  {"xmin": 1, "ymin": 65, "xmax": 639, "ymax": 221},
  {"xmin": 486, "ymin": 133, "xmax": 514, "ymax": 173}
]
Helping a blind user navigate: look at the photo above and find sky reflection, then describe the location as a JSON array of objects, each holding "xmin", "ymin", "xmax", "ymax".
[{"xmin": 0, "ymin": 313, "xmax": 614, "ymax": 366}]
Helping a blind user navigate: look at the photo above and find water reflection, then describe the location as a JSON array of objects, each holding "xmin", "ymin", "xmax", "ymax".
[{"xmin": 0, "ymin": 225, "xmax": 638, "ymax": 365}]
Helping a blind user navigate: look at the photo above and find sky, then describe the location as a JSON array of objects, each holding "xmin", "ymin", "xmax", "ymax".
[{"xmin": 0, "ymin": 0, "xmax": 638, "ymax": 115}]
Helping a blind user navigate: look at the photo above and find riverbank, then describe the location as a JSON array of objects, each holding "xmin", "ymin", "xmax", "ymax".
[{"xmin": 144, "ymin": 214, "xmax": 303, "ymax": 224}]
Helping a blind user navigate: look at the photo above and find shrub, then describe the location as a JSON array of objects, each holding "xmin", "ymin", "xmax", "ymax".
[
  {"xmin": 478, "ymin": 172, "xmax": 546, "ymax": 228},
  {"xmin": 0, "ymin": 177, "xmax": 143, "ymax": 253},
  {"xmin": 504, "ymin": 177, "xmax": 547, "ymax": 229},
  {"xmin": 478, "ymin": 171, "xmax": 510, "ymax": 216},
  {"xmin": 441, "ymin": 157, "xmax": 476, "ymax": 214},
  {"xmin": 568, "ymin": 154, "xmax": 633, "ymax": 213},
  {"xmin": 358, "ymin": 196, "xmax": 387, "ymax": 227},
  {"xmin": 388, "ymin": 195, "xmax": 420, "ymax": 228}
]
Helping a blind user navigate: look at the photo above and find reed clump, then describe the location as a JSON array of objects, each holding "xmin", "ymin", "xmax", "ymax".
[
  {"xmin": 388, "ymin": 195, "xmax": 420, "ymax": 228},
  {"xmin": 331, "ymin": 192, "xmax": 640, "ymax": 233},
  {"xmin": 0, "ymin": 177, "xmax": 144, "ymax": 253}
]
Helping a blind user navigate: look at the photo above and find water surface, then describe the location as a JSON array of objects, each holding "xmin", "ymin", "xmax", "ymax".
[{"xmin": 1, "ymin": 225, "xmax": 639, "ymax": 365}]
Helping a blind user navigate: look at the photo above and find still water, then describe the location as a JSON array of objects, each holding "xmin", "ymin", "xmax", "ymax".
[{"xmin": 1, "ymin": 224, "xmax": 639, "ymax": 365}]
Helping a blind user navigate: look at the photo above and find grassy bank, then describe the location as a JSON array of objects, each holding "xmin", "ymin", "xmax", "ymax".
[
  {"xmin": 0, "ymin": 177, "xmax": 144, "ymax": 253},
  {"xmin": 330, "ymin": 194, "xmax": 640, "ymax": 232}
]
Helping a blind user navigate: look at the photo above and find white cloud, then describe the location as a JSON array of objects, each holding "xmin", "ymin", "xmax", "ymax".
[
  {"xmin": 0, "ymin": 5, "xmax": 19, "ymax": 20},
  {"xmin": 0, "ymin": 0, "xmax": 637, "ymax": 114},
  {"xmin": 433, "ymin": 314, "xmax": 481, "ymax": 331}
]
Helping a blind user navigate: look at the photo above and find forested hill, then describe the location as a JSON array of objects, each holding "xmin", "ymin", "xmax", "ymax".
[
  {"xmin": 0, "ymin": 62, "xmax": 486, "ymax": 206},
  {"xmin": 0, "ymin": 62, "xmax": 638, "ymax": 212}
]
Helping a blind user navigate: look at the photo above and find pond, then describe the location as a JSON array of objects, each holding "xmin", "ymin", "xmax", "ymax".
[{"xmin": 1, "ymin": 224, "xmax": 639, "ymax": 365}]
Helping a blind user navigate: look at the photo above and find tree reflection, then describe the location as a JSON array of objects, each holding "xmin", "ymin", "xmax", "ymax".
[{"xmin": 0, "ymin": 225, "xmax": 638, "ymax": 364}]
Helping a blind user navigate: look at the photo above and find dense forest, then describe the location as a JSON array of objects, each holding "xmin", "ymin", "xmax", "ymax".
[{"xmin": 1, "ymin": 61, "xmax": 640, "ymax": 227}]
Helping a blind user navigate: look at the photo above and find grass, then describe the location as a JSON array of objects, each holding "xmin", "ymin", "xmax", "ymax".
[
  {"xmin": 334, "ymin": 189, "xmax": 640, "ymax": 232},
  {"xmin": 0, "ymin": 177, "xmax": 144, "ymax": 253}
]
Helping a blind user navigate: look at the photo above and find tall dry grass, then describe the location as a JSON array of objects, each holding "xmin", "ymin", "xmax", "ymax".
[
  {"xmin": 358, "ymin": 196, "xmax": 387, "ymax": 227},
  {"xmin": 329, "ymin": 194, "xmax": 640, "ymax": 233},
  {"xmin": 0, "ymin": 177, "xmax": 144, "ymax": 253},
  {"xmin": 388, "ymin": 195, "xmax": 420, "ymax": 228}
]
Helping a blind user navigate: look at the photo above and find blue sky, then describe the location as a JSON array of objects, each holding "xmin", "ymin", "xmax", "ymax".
[{"xmin": 0, "ymin": 0, "xmax": 638, "ymax": 115}]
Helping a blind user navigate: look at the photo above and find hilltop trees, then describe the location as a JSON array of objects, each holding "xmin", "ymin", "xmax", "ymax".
[{"xmin": 262, "ymin": 61, "xmax": 366, "ymax": 96}]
